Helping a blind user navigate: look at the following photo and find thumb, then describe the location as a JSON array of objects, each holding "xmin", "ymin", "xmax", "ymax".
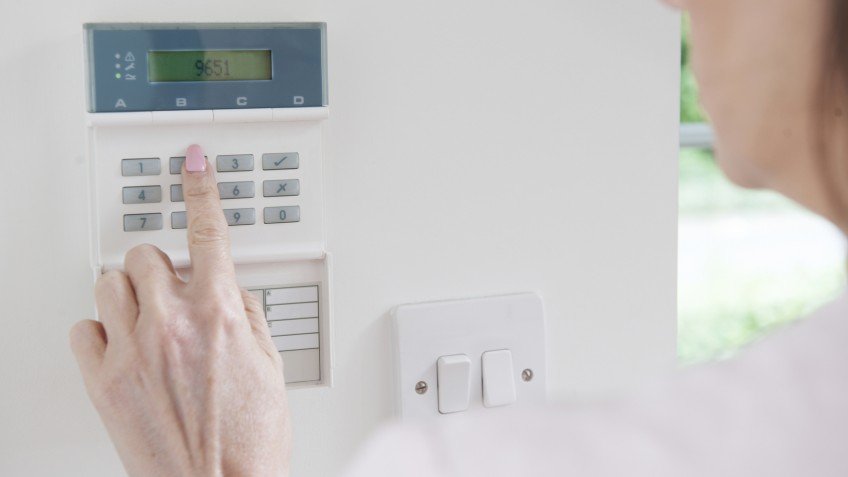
[
  {"xmin": 240, "ymin": 289, "xmax": 282, "ymax": 366},
  {"xmin": 69, "ymin": 319, "xmax": 107, "ymax": 391}
]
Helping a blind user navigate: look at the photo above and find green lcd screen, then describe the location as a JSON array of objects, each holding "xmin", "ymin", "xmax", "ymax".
[{"xmin": 147, "ymin": 50, "xmax": 272, "ymax": 82}]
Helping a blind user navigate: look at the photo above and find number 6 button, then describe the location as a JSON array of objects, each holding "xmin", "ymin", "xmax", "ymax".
[
  {"xmin": 264, "ymin": 206, "xmax": 300, "ymax": 224},
  {"xmin": 218, "ymin": 181, "xmax": 255, "ymax": 199}
]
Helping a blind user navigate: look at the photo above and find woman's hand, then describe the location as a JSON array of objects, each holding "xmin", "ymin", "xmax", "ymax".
[{"xmin": 69, "ymin": 144, "xmax": 290, "ymax": 477}]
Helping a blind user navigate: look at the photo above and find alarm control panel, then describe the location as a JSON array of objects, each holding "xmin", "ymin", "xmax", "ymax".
[{"xmin": 84, "ymin": 23, "xmax": 332, "ymax": 388}]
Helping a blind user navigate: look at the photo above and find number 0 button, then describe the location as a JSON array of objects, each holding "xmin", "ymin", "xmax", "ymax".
[
  {"xmin": 217, "ymin": 154, "xmax": 254, "ymax": 172},
  {"xmin": 264, "ymin": 206, "xmax": 300, "ymax": 224}
]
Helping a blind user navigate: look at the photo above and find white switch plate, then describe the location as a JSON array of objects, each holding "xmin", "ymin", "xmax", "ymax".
[{"xmin": 392, "ymin": 293, "xmax": 547, "ymax": 420}]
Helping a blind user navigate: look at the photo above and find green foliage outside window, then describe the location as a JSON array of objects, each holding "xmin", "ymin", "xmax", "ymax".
[{"xmin": 680, "ymin": 16, "xmax": 706, "ymax": 123}]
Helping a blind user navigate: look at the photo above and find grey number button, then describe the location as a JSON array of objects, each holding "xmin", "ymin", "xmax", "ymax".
[
  {"xmin": 224, "ymin": 208, "xmax": 256, "ymax": 226},
  {"xmin": 122, "ymin": 186, "xmax": 162, "ymax": 204},
  {"xmin": 263, "ymin": 179, "xmax": 300, "ymax": 197},
  {"xmin": 218, "ymin": 181, "xmax": 255, "ymax": 199},
  {"xmin": 171, "ymin": 184, "xmax": 184, "ymax": 202},
  {"xmin": 217, "ymin": 154, "xmax": 254, "ymax": 172},
  {"xmin": 171, "ymin": 211, "xmax": 187, "ymax": 229},
  {"xmin": 262, "ymin": 153, "xmax": 299, "ymax": 170},
  {"xmin": 122, "ymin": 158, "xmax": 160, "ymax": 176},
  {"xmin": 123, "ymin": 213, "xmax": 163, "ymax": 232},
  {"xmin": 169, "ymin": 157, "xmax": 185, "ymax": 174},
  {"xmin": 264, "ymin": 206, "xmax": 300, "ymax": 224}
]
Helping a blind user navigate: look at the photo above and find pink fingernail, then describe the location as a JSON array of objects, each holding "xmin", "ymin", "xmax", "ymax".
[{"xmin": 186, "ymin": 144, "xmax": 206, "ymax": 173}]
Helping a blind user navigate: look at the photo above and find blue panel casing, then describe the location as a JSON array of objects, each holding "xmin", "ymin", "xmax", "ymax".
[{"xmin": 85, "ymin": 23, "xmax": 327, "ymax": 113}]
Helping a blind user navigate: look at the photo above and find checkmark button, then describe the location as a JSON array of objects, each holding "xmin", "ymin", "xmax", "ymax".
[{"xmin": 262, "ymin": 152, "xmax": 300, "ymax": 170}]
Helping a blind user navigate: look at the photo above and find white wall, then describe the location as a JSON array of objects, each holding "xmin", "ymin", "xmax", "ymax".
[{"xmin": 0, "ymin": 1, "xmax": 679, "ymax": 475}]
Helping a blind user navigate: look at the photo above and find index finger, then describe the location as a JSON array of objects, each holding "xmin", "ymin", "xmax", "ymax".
[{"xmin": 181, "ymin": 144, "xmax": 237, "ymax": 287}]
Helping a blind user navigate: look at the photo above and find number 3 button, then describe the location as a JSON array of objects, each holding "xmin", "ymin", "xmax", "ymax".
[{"xmin": 216, "ymin": 154, "xmax": 254, "ymax": 172}]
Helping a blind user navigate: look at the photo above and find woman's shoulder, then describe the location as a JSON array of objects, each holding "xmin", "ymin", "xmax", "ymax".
[{"xmin": 718, "ymin": 288, "xmax": 848, "ymax": 381}]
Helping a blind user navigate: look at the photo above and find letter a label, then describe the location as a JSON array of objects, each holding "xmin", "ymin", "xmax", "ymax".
[{"xmin": 115, "ymin": 98, "xmax": 127, "ymax": 108}]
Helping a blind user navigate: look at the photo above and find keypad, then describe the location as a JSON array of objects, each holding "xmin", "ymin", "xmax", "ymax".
[
  {"xmin": 217, "ymin": 154, "xmax": 254, "ymax": 172},
  {"xmin": 218, "ymin": 181, "xmax": 255, "ymax": 199},
  {"xmin": 263, "ymin": 179, "xmax": 299, "ymax": 197},
  {"xmin": 122, "ymin": 151, "xmax": 302, "ymax": 232},
  {"xmin": 170, "ymin": 184, "xmax": 184, "ymax": 202},
  {"xmin": 124, "ymin": 213, "xmax": 163, "ymax": 231},
  {"xmin": 224, "ymin": 208, "xmax": 256, "ymax": 226},
  {"xmin": 123, "ymin": 186, "xmax": 162, "ymax": 204},
  {"xmin": 264, "ymin": 206, "xmax": 301, "ymax": 224},
  {"xmin": 122, "ymin": 158, "xmax": 160, "ymax": 176},
  {"xmin": 169, "ymin": 157, "xmax": 185, "ymax": 175},
  {"xmin": 262, "ymin": 152, "xmax": 299, "ymax": 170},
  {"xmin": 171, "ymin": 211, "xmax": 187, "ymax": 229}
]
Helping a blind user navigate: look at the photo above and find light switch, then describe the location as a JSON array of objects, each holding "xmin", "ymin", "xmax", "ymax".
[
  {"xmin": 482, "ymin": 350, "xmax": 517, "ymax": 407},
  {"xmin": 437, "ymin": 355, "xmax": 472, "ymax": 414},
  {"xmin": 393, "ymin": 293, "xmax": 546, "ymax": 420}
]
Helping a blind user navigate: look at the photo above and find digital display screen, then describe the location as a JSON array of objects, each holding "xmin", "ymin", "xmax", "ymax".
[{"xmin": 147, "ymin": 50, "xmax": 272, "ymax": 82}]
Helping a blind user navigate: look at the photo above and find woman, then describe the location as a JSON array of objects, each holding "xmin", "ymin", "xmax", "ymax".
[{"xmin": 69, "ymin": 0, "xmax": 848, "ymax": 475}]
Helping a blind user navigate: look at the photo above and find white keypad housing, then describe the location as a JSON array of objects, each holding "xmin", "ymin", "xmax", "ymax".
[{"xmin": 87, "ymin": 108, "xmax": 333, "ymax": 388}]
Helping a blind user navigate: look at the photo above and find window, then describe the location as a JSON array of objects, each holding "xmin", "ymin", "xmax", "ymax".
[{"xmin": 677, "ymin": 16, "xmax": 846, "ymax": 365}]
